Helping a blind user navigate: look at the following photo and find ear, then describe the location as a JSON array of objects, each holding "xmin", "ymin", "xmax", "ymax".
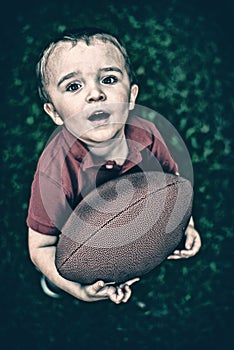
[
  {"xmin": 44, "ymin": 103, "xmax": 64, "ymax": 126},
  {"xmin": 129, "ymin": 84, "xmax": 139, "ymax": 110}
]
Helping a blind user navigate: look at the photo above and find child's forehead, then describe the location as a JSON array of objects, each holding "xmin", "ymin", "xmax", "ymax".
[{"xmin": 48, "ymin": 39, "xmax": 124, "ymax": 65}]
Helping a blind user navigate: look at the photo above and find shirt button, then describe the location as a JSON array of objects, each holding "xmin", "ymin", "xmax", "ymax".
[
  {"xmin": 106, "ymin": 164, "xmax": 114, "ymax": 169},
  {"xmin": 105, "ymin": 160, "xmax": 116, "ymax": 169}
]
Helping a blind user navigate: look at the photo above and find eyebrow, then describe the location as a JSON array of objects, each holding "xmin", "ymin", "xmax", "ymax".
[
  {"xmin": 57, "ymin": 72, "xmax": 80, "ymax": 87},
  {"xmin": 100, "ymin": 67, "xmax": 123, "ymax": 75},
  {"xmin": 57, "ymin": 66, "xmax": 123, "ymax": 87}
]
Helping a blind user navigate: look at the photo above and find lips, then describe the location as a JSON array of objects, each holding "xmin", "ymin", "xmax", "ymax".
[{"xmin": 88, "ymin": 111, "xmax": 110, "ymax": 124}]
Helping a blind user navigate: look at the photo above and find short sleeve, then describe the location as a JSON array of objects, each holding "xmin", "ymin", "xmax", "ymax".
[
  {"xmin": 150, "ymin": 124, "xmax": 178, "ymax": 174},
  {"xmin": 27, "ymin": 170, "xmax": 73, "ymax": 235}
]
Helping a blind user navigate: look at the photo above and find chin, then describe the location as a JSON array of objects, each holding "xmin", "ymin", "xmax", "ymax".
[
  {"xmin": 85, "ymin": 135, "xmax": 115, "ymax": 145},
  {"xmin": 83, "ymin": 129, "xmax": 119, "ymax": 144}
]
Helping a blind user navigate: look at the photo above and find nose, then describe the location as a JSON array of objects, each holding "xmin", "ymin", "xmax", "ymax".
[{"xmin": 86, "ymin": 84, "xmax": 106, "ymax": 103}]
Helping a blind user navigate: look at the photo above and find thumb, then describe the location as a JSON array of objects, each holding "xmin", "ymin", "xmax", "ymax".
[
  {"xmin": 185, "ymin": 232, "xmax": 194, "ymax": 249},
  {"xmin": 91, "ymin": 280, "xmax": 105, "ymax": 292}
]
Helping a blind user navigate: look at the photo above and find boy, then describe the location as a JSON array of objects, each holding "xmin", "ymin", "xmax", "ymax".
[{"xmin": 27, "ymin": 28, "xmax": 201, "ymax": 304}]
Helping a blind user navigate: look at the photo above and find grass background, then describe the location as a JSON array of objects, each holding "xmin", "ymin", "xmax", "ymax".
[{"xmin": 1, "ymin": 0, "xmax": 233, "ymax": 349}]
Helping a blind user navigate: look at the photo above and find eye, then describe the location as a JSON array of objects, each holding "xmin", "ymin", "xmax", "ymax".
[
  {"xmin": 66, "ymin": 82, "xmax": 82, "ymax": 92},
  {"xmin": 101, "ymin": 75, "xmax": 118, "ymax": 85}
]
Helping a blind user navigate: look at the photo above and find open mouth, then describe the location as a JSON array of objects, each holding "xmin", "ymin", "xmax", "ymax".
[{"xmin": 88, "ymin": 111, "xmax": 110, "ymax": 124}]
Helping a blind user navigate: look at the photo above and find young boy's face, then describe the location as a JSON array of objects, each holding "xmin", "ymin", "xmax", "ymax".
[{"xmin": 44, "ymin": 39, "xmax": 138, "ymax": 145}]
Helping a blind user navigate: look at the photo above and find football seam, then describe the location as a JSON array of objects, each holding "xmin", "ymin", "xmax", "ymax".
[{"xmin": 57, "ymin": 180, "xmax": 188, "ymax": 269}]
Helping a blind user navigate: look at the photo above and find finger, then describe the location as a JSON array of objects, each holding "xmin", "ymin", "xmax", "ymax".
[
  {"xmin": 90, "ymin": 280, "xmax": 105, "ymax": 293},
  {"xmin": 97, "ymin": 285, "xmax": 116, "ymax": 297},
  {"xmin": 120, "ymin": 277, "xmax": 140, "ymax": 288},
  {"xmin": 179, "ymin": 249, "xmax": 195, "ymax": 257},
  {"xmin": 171, "ymin": 249, "xmax": 180, "ymax": 255},
  {"xmin": 173, "ymin": 248, "xmax": 196, "ymax": 259},
  {"xmin": 109, "ymin": 294, "xmax": 121, "ymax": 304},
  {"xmin": 121, "ymin": 285, "xmax": 132, "ymax": 303},
  {"xmin": 167, "ymin": 249, "xmax": 181, "ymax": 259},
  {"xmin": 86, "ymin": 281, "xmax": 115, "ymax": 298},
  {"xmin": 167, "ymin": 254, "xmax": 183, "ymax": 260},
  {"xmin": 193, "ymin": 232, "xmax": 202, "ymax": 252},
  {"xmin": 109, "ymin": 288, "xmax": 123, "ymax": 304},
  {"xmin": 185, "ymin": 231, "xmax": 195, "ymax": 250},
  {"xmin": 116, "ymin": 286, "xmax": 124, "ymax": 300}
]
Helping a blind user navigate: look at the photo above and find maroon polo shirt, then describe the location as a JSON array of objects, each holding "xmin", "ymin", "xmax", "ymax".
[{"xmin": 27, "ymin": 116, "xmax": 178, "ymax": 235}]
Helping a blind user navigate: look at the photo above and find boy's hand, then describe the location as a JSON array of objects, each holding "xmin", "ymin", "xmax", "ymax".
[
  {"xmin": 107, "ymin": 277, "xmax": 140, "ymax": 304},
  {"xmin": 81, "ymin": 280, "xmax": 116, "ymax": 302},
  {"xmin": 82, "ymin": 277, "xmax": 140, "ymax": 303},
  {"xmin": 167, "ymin": 225, "xmax": 201, "ymax": 260}
]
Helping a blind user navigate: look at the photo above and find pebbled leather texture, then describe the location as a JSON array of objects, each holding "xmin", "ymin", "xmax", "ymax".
[{"xmin": 55, "ymin": 171, "xmax": 193, "ymax": 284}]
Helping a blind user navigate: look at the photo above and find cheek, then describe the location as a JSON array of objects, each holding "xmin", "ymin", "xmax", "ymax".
[
  {"xmin": 55, "ymin": 99, "xmax": 80, "ymax": 120},
  {"xmin": 107, "ymin": 83, "xmax": 131, "ymax": 101}
]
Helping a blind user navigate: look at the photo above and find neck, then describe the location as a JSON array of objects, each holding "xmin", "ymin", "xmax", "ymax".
[{"xmin": 87, "ymin": 134, "xmax": 128, "ymax": 166}]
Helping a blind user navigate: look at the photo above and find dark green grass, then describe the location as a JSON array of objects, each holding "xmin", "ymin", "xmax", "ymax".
[{"xmin": 1, "ymin": 1, "xmax": 233, "ymax": 349}]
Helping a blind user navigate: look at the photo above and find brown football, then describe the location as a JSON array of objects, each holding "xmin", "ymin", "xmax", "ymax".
[{"xmin": 55, "ymin": 171, "xmax": 193, "ymax": 284}]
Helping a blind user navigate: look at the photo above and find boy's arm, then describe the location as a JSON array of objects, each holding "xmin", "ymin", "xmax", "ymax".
[
  {"xmin": 28, "ymin": 228, "xmax": 138, "ymax": 303},
  {"xmin": 167, "ymin": 217, "xmax": 201, "ymax": 260}
]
